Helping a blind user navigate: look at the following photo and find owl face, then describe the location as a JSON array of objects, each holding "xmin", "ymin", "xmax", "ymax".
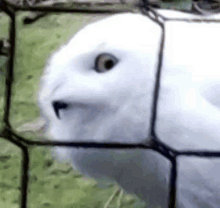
[{"xmin": 38, "ymin": 13, "xmax": 162, "ymax": 144}]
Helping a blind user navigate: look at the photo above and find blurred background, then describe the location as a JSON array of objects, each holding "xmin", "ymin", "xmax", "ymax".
[{"xmin": 0, "ymin": 0, "xmax": 219, "ymax": 208}]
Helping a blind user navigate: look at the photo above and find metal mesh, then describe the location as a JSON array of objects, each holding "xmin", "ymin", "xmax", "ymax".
[{"xmin": 0, "ymin": 0, "xmax": 220, "ymax": 207}]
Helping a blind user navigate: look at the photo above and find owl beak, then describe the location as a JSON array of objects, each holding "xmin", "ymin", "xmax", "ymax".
[{"xmin": 52, "ymin": 101, "xmax": 69, "ymax": 119}]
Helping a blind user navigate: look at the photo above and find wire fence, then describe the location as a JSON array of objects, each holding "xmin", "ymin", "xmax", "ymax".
[{"xmin": 0, "ymin": 0, "xmax": 220, "ymax": 207}]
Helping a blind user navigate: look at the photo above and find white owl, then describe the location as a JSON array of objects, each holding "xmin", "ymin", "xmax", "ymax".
[{"xmin": 38, "ymin": 8, "xmax": 220, "ymax": 208}]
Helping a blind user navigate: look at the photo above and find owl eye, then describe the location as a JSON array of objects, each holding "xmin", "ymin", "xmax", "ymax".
[{"xmin": 95, "ymin": 53, "xmax": 118, "ymax": 73}]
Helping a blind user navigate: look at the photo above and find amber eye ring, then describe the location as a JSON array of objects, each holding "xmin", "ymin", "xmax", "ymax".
[{"xmin": 95, "ymin": 53, "xmax": 118, "ymax": 73}]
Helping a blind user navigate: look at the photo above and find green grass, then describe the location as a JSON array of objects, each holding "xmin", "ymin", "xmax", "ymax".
[{"xmin": 0, "ymin": 12, "xmax": 148, "ymax": 208}]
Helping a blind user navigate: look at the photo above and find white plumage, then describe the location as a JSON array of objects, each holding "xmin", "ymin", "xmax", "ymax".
[{"xmin": 38, "ymin": 9, "xmax": 220, "ymax": 208}]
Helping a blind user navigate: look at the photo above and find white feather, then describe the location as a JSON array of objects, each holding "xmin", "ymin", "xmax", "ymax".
[{"xmin": 38, "ymin": 9, "xmax": 220, "ymax": 208}]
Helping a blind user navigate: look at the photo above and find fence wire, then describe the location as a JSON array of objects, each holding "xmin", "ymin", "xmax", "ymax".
[{"xmin": 0, "ymin": 0, "xmax": 220, "ymax": 207}]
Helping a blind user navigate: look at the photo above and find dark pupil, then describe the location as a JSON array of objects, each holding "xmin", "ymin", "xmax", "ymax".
[{"xmin": 104, "ymin": 59, "xmax": 114, "ymax": 70}]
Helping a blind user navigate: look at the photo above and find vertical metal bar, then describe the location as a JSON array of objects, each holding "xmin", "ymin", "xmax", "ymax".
[
  {"xmin": 20, "ymin": 147, "xmax": 29, "ymax": 208},
  {"xmin": 150, "ymin": 22, "xmax": 165, "ymax": 137},
  {"xmin": 3, "ymin": 7, "xmax": 16, "ymax": 127},
  {"xmin": 168, "ymin": 159, "xmax": 177, "ymax": 208}
]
